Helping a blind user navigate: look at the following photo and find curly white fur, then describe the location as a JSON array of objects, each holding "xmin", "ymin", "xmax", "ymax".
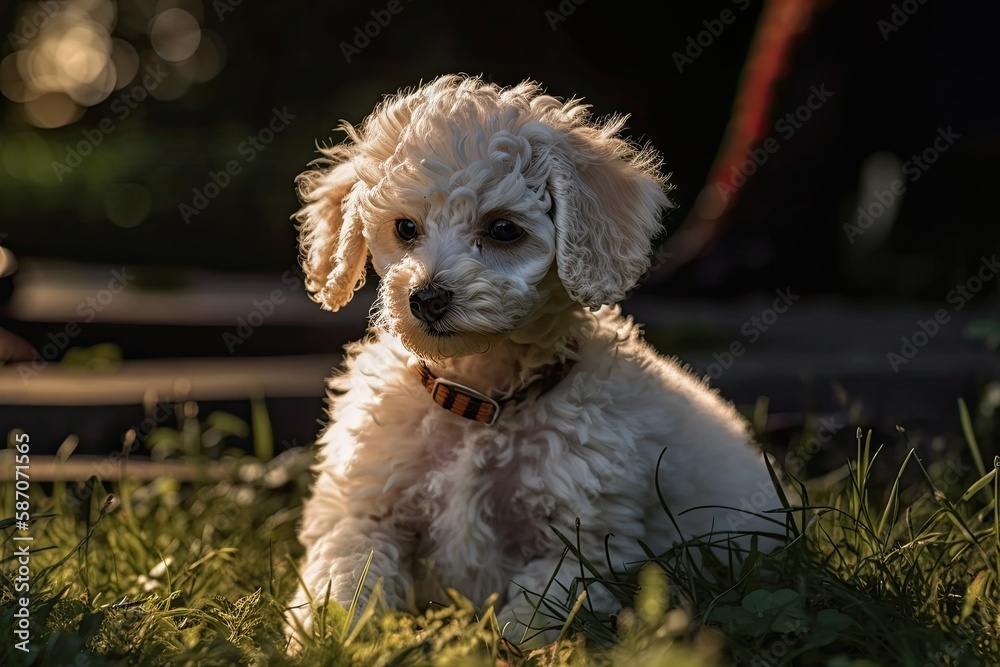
[{"xmin": 288, "ymin": 74, "xmax": 782, "ymax": 647}]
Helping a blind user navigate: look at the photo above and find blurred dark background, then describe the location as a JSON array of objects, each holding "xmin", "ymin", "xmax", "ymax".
[{"xmin": 1, "ymin": 0, "xmax": 998, "ymax": 470}]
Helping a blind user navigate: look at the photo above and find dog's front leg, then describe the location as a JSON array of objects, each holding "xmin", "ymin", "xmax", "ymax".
[
  {"xmin": 497, "ymin": 556, "xmax": 620, "ymax": 648},
  {"xmin": 287, "ymin": 515, "xmax": 412, "ymax": 643}
]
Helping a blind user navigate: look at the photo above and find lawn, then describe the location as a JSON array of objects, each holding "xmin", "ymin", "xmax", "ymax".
[{"xmin": 2, "ymin": 390, "xmax": 999, "ymax": 666}]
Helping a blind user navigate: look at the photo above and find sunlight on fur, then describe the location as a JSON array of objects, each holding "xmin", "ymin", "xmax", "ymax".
[{"xmin": 286, "ymin": 74, "xmax": 788, "ymax": 651}]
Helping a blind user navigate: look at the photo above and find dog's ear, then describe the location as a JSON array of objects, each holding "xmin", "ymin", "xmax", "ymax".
[
  {"xmin": 294, "ymin": 157, "xmax": 367, "ymax": 311},
  {"xmin": 546, "ymin": 119, "xmax": 672, "ymax": 308}
]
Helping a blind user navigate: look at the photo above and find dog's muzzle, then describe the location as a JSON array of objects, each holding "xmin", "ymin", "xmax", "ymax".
[{"xmin": 409, "ymin": 287, "xmax": 452, "ymax": 324}]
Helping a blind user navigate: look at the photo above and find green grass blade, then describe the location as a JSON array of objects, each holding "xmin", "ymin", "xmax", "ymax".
[
  {"xmin": 958, "ymin": 397, "xmax": 987, "ymax": 478},
  {"xmin": 573, "ymin": 518, "xmax": 596, "ymax": 616},
  {"xmin": 344, "ymin": 578, "xmax": 382, "ymax": 646},
  {"xmin": 994, "ymin": 457, "xmax": 1000, "ymax": 579},
  {"xmin": 960, "ymin": 469, "xmax": 997, "ymax": 503},
  {"xmin": 250, "ymin": 393, "xmax": 274, "ymax": 462},
  {"xmin": 555, "ymin": 589, "xmax": 588, "ymax": 643},
  {"xmin": 654, "ymin": 447, "xmax": 686, "ymax": 542},
  {"xmin": 763, "ymin": 453, "xmax": 799, "ymax": 538},
  {"xmin": 341, "ymin": 549, "xmax": 375, "ymax": 642},
  {"xmin": 877, "ymin": 448, "xmax": 916, "ymax": 540},
  {"xmin": 509, "ymin": 544, "xmax": 570, "ymax": 643}
]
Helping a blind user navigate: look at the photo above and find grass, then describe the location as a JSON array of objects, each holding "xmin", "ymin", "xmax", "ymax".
[{"xmin": 2, "ymin": 389, "xmax": 999, "ymax": 666}]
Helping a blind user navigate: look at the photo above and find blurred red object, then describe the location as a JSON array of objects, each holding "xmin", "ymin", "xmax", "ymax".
[
  {"xmin": 0, "ymin": 327, "xmax": 36, "ymax": 363},
  {"xmin": 650, "ymin": 0, "xmax": 823, "ymax": 283}
]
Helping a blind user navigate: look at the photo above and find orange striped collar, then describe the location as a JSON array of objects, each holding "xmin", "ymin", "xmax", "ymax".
[{"xmin": 416, "ymin": 339, "xmax": 579, "ymax": 426}]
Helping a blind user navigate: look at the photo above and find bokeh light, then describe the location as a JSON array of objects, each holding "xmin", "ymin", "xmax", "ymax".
[
  {"xmin": 104, "ymin": 183, "xmax": 152, "ymax": 227},
  {"xmin": 23, "ymin": 92, "xmax": 85, "ymax": 128},
  {"xmin": 0, "ymin": 53, "xmax": 40, "ymax": 104},
  {"xmin": 150, "ymin": 8, "xmax": 201, "ymax": 62},
  {"xmin": 109, "ymin": 38, "xmax": 140, "ymax": 90},
  {"xmin": 175, "ymin": 29, "xmax": 226, "ymax": 83},
  {"xmin": 3, "ymin": 0, "xmax": 224, "ymax": 129},
  {"xmin": 5, "ymin": 0, "xmax": 119, "ymax": 126}
]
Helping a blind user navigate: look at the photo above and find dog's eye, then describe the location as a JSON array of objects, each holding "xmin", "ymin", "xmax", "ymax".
[
  {"xmin": 396, "ymin": 219, "xmax": 418, "ymax": 241},
  {"xmin": 488, "ymin": 219, "xmax": 524, "ymax": 242}
]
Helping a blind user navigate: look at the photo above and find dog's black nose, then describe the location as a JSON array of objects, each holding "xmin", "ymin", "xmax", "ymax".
[{"xmin": 409, "ymin": 287, "xmax": 452, "ymax": 323}]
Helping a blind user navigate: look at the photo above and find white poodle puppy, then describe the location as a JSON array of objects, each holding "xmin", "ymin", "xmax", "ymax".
[{"xmin": 287, "ymin": 74, "xmax": 783, "ymax": 645}]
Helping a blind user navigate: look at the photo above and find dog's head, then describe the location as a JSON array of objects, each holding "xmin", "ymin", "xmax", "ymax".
[{"xmin": 295, "ymin": 75, "xmax": 672, "ymax": 359}]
